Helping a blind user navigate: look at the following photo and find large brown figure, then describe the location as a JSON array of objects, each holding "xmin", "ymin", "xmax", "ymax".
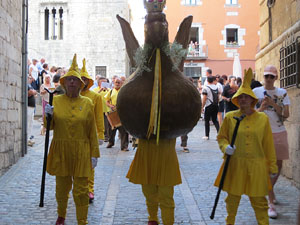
[
  {"xmin": 117, "ymin": 1, "xmax": 201, "ymax": 224},
  {"xmin": 116, "ymin": 1, "xmax": 201, "ymax": 139}
]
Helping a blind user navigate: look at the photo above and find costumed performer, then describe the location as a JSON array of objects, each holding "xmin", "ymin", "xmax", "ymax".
[
  {"xmin": 44, "ymin": 54, "xmax": 99, "ymax": 225},
  {"xmin": 214, "ymin": 68, "xmax": 278, "ymax": 225},
  {"xmin": 80, "ymin": 58, "xmax": 105, "ymax": 203}
]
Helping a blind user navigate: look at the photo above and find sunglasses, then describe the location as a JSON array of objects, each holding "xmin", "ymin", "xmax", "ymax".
[{"xmin": 264, "ymin": 74, "xmax": 276, "ymax": 79}]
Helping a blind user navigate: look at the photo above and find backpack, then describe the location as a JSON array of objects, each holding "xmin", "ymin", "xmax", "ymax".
[{"xmin": 207, "ymin": 86, "xmax": 219, "ymax": 106}]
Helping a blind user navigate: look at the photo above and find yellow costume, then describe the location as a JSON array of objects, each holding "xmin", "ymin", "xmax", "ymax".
[
  {"xmin": 127, "ymin": 138, "xmax": 181, "ymax": 224},
  {"xmin": 104, "ymin": 88, "xmax": 119, "ymax": 108},
  {"xmin": 80, "ymin": 58, "xmax": 104, "ymax": 197},
  {"xmin": 93, "ymin": 86, "xmax": 110, "ymax": 114},
  {"xmin": 214, "ymin": 69, "xmax": 278, "ymax": 225},
  {"xmin": 46, "ymin": 54, "xmax": 99, "ymax": 225}
]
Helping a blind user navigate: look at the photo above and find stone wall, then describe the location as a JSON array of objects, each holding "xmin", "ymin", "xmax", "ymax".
[
  {"xmin": 0, "ymin": 0, "xmax": 23, "ymax": 176},
  {"xmin": 256, "ymin": 0, "xmax": 300, "ymax": 188},
  {"xmin": 28, "ymin": 0, "xmax": 130, "ymax": 78}
]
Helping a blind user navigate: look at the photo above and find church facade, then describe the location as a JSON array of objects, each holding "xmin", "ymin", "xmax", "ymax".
[{"xmin": 28, "ymin": 0, "xmax": 130, "ymax": 78}]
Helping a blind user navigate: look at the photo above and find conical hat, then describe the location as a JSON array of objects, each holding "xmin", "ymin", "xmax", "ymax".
[
  {"xmin": 80, "ymin": 58, "xmax": 94, "ymax": 89},
  {"xmin": 60, "ymin": 54, "xmax": 85, "ymax": 90},
  {"xmin": 231, "ymin": 68, "xmax": 258, "ymax": 108}
]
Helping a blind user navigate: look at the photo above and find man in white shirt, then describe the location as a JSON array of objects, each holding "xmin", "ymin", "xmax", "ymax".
[
  {"xmin": 253, "ymin": 65, "xmax": 290, "ymax": 219},
  {"xmin": 29, "ymin": 59, "xmax": 39, "ymax": 90},
  {"xmin": 201, "ymin": 76, "xmax": 221, "ymax": 140}
]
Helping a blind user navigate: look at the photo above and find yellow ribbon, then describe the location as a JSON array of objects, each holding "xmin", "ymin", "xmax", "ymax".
[{"xmin": 146, "ymin": 48, "xmax": 162, "ymax": 144}]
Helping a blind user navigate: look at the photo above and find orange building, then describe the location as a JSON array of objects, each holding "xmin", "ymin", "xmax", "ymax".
[{"xmin": 165, "ymin": 0, "xmax": 260, "ymax": 80}]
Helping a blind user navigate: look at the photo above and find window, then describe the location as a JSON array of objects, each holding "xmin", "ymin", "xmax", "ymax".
[
  {"xmin": 226, "ymin": 28, "xmax": 238, "ymax": 45},
  {"xmin": 95, "ymin": 66, "xmax": 107, "ymax": 78},
  {"xmin": 184, "ymin": 66, "xmax": 201, "ymax": 78},
  {"xmin": 279, "ymin": 36, "xmax": 300, "ymax": 88},
  {"xmin": 59, "ymin": 7, "xmax": 63, "ymax": 40},
  {"xmin": 44, "ymin": 6, "xmax": 64, "ymax": 40},
  {"xmin": 44, "ymin": 8, "xmax": 49, "ymax": 40},
  {"xmin": 181, "ymin": 0, "xmax": 202, "ymax": 6},
  {"xmin": 226, "ymin": 0, "xmax": 238, "ymax": 5}
]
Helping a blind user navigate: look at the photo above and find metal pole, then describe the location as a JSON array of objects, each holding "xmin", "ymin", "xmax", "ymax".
[{"xmin": 21, "ymin": 0, "xmax": 29, "ymax": 157}]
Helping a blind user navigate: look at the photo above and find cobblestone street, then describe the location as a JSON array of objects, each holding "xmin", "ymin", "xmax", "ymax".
[{"xmin": 0, "ymin": 119, "xmax": 299, "ymax": 225}]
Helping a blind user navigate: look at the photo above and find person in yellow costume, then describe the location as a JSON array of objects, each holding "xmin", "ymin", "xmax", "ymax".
[
  {"xmin": 93, "ymin": 77, "xmax": 111, "ymax": 142},
  {"xmin": 80, "ymin": 58, "xmax": 105, "ymax": 203},
  {"xmin": 44, "ymin": 54, "xmax": 100, "ymax": 225},
  {"xmin": 126, "ymin": 138, "xmax": 181, "ymax": 225},
  {"xmin": 214, "ymin": 68, "xmax": 278, "ymax": 225},
  {"xmin": 104, "ymin": 77, "xmax": 129, "ymax": 151}
]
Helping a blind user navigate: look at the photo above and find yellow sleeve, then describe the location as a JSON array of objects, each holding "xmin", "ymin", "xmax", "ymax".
[
  {"xmin": 88, "ymin": 104, "xmax": 100, "ymax": 158},
  {"xmin": 262, "ymin": 117, "xmax": 278, "ymax": 174},
  {"xmin": 94, "ymin": 94, "xmax": 105, "ymax": 140},
  {"xmin": 217, "ymin": 115, "xmax": 231, "ymax": 153},
  {"xmin": 104, "ymin": 90, "xmax": 110, "ymax": 102}
]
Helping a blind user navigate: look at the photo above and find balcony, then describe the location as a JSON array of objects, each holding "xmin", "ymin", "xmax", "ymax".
[{"xmin": 186, "ymin": 44, "xmax": 208, "ymax": 60}]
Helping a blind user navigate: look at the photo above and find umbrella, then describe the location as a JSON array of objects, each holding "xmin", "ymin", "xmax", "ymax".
[{"xmin": 233, "ymin": 53, "xmax": 242, "ymax": 78}]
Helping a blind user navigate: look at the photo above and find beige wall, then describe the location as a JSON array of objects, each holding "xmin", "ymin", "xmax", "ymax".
[
  {"xmin": 256, "ymin": 0, "xmax": 300, "ymax": 188},
  {"xmin": 0, "ymin": 0, "xmax": 23, "ymax": 176}
]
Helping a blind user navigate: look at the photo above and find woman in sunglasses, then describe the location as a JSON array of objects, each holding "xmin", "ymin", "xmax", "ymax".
[{"xmin": 253, "ymin": 65, "xmax": 290, "ymax": 219}]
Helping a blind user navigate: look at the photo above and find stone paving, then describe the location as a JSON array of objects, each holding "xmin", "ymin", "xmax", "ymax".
[{"xmin": 0, "ymin": 119, "xmax": 299, "ymax": 225}]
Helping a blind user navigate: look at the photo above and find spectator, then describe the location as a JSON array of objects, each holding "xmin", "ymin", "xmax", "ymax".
[
  {"xmin": 40, "ymin": 74, "xmax": 53, "ymax": 135},
  {"xmin": 253, "ymin": 65, "xmax": 291, "ymax": 219},
  {"xmin": 201, "ymin": 76, "xmax": 220, "ymax": 140},
  {"xmin": 222, "ymin": 75, "xmax": 239, "ymax": 113},
  {"xmin": 40, "ymin": 63, "xmax": 49, "ymax": 84},
  {"xmin": 27, "ymin": 75, "xmax": 37, "ymax": 146},
  {"xmin": 29, "ymin": 59, "xmax": 39, "ymax": 90}
]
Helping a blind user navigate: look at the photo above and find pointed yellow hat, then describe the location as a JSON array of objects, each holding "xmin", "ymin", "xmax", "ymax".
[
  {"xmin": 60, "ymin": 54, "xmax": 85, "ymax": 90},
  {"xmin": 231, "ymin": 68, "xmax": 258, "ymax": 108},
  {"xmin": 80, "ymin": 58, "xmax": 94, "ymax": 89}
]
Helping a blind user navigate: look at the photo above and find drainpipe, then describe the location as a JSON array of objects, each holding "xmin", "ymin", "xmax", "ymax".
[{"xmin": 21, "ymin": 0, "xmax": 28, "ymax": 156}]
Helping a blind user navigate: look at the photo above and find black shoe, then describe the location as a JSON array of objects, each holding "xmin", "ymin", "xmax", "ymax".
[{"xmin": 106, "ymin": 143, "xmax": 114, "ymax": 148}]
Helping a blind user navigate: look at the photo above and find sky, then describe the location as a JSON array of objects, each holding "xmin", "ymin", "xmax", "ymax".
[{"xmin": 128, "ymin": 0, "xmax": 147, "ymax": 45}]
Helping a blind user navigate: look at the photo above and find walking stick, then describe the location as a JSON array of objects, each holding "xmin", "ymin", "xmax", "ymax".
[
  {"xmin": 39, "ymin": 88, "xmax": 57, "ymax": 207},
  {"xmin": 210, "ymin": 114, "xmax": 246, "ymax": 219}
]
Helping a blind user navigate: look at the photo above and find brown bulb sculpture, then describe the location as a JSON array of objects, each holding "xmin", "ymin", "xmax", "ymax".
[{"xmin": 116, "ymin": 1, "xmax": 201, "ymax": 139}]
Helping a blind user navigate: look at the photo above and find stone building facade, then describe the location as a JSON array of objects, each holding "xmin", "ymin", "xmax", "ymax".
[
  {"xmin": 28, "ymin": 0, "xmax": 130, "ymax": 78},
  {"xmin": 256, "ymin": 0, "xmax": 300, "ymax": 188},
  {"xmin": 0, "ymin": 1, "xmax": 23, "ymax": 176}
]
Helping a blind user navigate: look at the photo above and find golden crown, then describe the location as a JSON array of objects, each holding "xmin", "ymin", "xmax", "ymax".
[{"xmin": 144, "ymin": 0, "xmax": 166, "ymax": 13}]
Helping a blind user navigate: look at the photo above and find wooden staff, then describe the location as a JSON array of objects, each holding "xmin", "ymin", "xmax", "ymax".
[
  {"xmin": 210, "ymin": 114, "xmax": 246, "ymax": 219},
  {"xmin": 39, "ymin": 88, "xmax": 57, "ymax": 207}
]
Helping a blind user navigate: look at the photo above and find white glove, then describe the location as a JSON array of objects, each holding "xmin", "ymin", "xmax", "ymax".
[
  {"xmin": 98, "ymin": 139, "xmax": 104, "ymax": 145},
  {"xmin": 45, "ymin": 104, "xmax": 54, "ymax": 116},
  {"xmin": 91, "ymin": 157, "xmax": 98, "ymax": 169},
  {"xmin": 225, "ymin": 145, "xmax": 236, "ymax": 155}
]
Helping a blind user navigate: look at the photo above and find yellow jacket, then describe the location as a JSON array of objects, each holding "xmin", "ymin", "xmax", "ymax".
[
  {"xmin": 46, "ymin": 94, "xmax": 100, "ymax": 178},
  {"xmin": 214, "ymin": 110, "xmax": 278, "ymax": 197},
  {"xmin": 93, "ymin": 87, "xmax": 111, "ymax": 113},
  {"xmin": 104, "ymin": 88, "xmax": 120, "ymax": 109},
  {"xmin": 81, "ymin": 89, "xmax": 105, "ymax": 140}
]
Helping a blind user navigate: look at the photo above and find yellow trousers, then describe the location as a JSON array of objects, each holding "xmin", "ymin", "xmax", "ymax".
[
  {"xmin": 56, "ymin": 176, "xmax": 89, "ymax": 225},
  {"xmin": 88, "ymin": 168, "xmax": 95, "ymax": 194},
  {"xmin": 142, "ymin": 184, "xmax": 175, "ymax": 225},
  {"xmin": 225, "ymin": 194, "xmax": 269, "ymax": 225}
]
